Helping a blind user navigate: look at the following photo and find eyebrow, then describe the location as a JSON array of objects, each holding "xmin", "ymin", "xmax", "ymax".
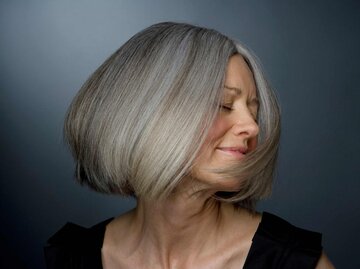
[{"xmin": 224, "ymin": 85, "xmax": 242, "ymax": 95}]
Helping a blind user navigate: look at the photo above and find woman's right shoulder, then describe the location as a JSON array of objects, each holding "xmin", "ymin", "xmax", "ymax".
[
  {"xmin": 44, "ymin": 218, "xmax": 113, "ymax": 269},
  {"xmin": 46, "ymin": 222, "xmax": 89, "ymax": 248},
  {"xmin": 46, "ymin": 218, "xmax": 113, "ymax": 247}
]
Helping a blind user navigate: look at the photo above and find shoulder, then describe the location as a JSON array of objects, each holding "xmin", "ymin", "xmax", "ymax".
[
  {"xmin": 244, "ymin": 211, "xmax": 323, "ymax": 269},
  {"xmin": 258, "ymin": 212, "xmax": 323, "ymax": 249},
  {"xmin": 44, "ymin": 218, "xmax": 113, "ymax": 269},
  {"xmin": 46, "ymin": 218, "xmax": 113, "ymax": 247}
]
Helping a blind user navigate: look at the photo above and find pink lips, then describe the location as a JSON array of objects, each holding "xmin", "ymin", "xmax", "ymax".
[{"xmin": 216, "ymin": 147, "xmax": 248, "ymax": 160}]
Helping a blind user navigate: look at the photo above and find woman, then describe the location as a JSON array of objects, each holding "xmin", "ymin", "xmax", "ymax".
[{"xmin": 45, "ymin": 22, "xmax": 334, "ymax": 269}]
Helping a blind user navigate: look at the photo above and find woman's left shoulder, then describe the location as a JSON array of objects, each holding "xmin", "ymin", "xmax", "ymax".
[
  {"xmin": 243, "ymin": 211, "xmax": 325, "ymax": 269},
  {"xmin": 259, "ymin": 211, "xmax": 323, "ymax": 248}
]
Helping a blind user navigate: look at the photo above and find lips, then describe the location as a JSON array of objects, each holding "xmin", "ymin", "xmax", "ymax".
[{"xmin": 216, "ymin": 146, "xmax": 248, "ymax": 159}]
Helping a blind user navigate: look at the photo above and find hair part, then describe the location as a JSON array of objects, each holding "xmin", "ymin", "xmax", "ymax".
[{"xmin": 64, "ymin": 22, "xmax": 280, "ymax": 211}]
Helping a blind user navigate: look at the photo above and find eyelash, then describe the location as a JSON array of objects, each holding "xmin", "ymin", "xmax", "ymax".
[
  {"xmin": 220, "ymin": 104, "xmax": 232, "ymax": 111},
  {"xmin": 219, "ymin": 104, "xmax": 258, "ymax": 122}
]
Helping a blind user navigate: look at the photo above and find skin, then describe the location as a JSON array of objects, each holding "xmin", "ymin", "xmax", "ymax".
[{"xmin": 101, "ymin": 55, "xmax": 335, "ymax": 269}]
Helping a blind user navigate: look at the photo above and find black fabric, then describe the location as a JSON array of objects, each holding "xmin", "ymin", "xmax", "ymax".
[
  {"xmin": 44, "ymin": 212, "xmax": 322, "ymax": 269},
  {"xmin": 44, "ymin": 218, "xmax": 113, "ymax": 269},
  {"xmin": 243, "ymin": 212, "xmax": 323, "ymax": 269}
]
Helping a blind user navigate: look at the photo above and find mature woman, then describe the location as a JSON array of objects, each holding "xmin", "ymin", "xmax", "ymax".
[{"xmin": 45, "ymin": 22, "xmax": 334, "ymax": 269}]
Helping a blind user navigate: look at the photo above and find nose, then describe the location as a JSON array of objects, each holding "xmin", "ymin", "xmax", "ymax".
[{"xmin": 230, "ymin": 111, "xmax": 259, "ymax": 139}]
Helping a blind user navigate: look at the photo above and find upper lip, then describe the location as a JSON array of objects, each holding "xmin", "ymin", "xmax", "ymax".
[{"xmin": 217, "ymin": 146, "xmax": 248, "ymax": 154}]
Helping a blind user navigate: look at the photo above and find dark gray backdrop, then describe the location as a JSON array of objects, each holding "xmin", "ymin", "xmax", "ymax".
[{"xmin": 1, "ymin": 0, "xmax": 359, "ymax": 268}]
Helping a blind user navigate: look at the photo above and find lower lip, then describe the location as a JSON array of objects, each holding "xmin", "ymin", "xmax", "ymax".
[{"xmin": 216, "ymin": 149, "xmax": 245, "ymax": 160}]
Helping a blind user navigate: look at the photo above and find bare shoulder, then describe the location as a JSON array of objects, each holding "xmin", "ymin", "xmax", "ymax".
[
  {"xmin": 102, "ymin": 208, "xmax": 139, "ymax": 254},
  {"xmin": 315, "ymin": 252, "xmax": 336, "ymax": 269}
]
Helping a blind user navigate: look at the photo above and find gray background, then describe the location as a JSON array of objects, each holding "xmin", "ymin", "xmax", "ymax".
[{"xmin": 1, "ymin": 0, "xmax": 359, "ymax": 268}]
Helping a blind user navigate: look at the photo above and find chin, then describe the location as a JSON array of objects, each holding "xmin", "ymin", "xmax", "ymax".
[
  {"xmin": 191, "ymin": 167, "xmax": 244, "ymax": 193},
  {"xmin": 214, "ymin": 183, "xmax": 243, "ymax": 193},
  {"xmin": 199, "ymin": 177, "xmax": 243, "ymax": 193}
]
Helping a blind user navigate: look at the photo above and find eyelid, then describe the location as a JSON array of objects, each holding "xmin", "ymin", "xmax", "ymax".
[
  {"xmin": 220, "ymin": 104, "xmax": 233, "ymax": 111},
  {"xmin": 219, "ymin": 102, "xmax": 259, "ymax": 121}
]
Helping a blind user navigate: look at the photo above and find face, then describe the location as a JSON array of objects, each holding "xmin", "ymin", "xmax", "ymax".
[{"xmin": 191, "ymin": 54, "xmax": 259, "ymax": 191}]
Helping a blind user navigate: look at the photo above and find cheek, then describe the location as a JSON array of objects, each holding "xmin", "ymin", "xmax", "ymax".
[
  {"xmin": 192, "ymin": 118, "xmax": 228, "ymax": 170},
  {"xmin": 204, "ymin": 117, "xmax": 229, "ymax": 143}
]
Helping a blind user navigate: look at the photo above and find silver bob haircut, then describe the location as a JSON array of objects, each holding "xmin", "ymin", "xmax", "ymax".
[{"xmin": 64, "ymin": 22, "xmax": 280, "ymax": 210}]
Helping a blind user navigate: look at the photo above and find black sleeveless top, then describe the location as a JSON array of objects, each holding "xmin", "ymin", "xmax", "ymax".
[{"xmin": 44, "ymin": 212, "xmax": 322, "ymax": 269}]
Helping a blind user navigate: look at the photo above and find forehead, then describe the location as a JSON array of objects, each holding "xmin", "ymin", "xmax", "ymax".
[{"xmin": 224, "ymin": 54, "xmax": 257, "ymax": 98}]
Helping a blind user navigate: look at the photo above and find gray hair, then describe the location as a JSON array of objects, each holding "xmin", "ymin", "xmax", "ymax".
[{"xmin": 64, "ymin": 22, "xmax": 280, "ymax": 210}]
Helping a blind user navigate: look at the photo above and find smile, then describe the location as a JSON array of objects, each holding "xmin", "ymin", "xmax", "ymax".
[{"xmin": 216, "ymin": 147, "xmax": 247, "ymax": 160}]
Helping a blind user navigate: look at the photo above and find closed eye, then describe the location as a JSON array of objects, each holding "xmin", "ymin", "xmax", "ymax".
[{"xmin": 220, "ymin": 104, "xmax": 232, "ymax": 111}]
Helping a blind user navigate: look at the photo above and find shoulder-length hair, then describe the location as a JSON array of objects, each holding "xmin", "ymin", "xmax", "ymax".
[{"xmin": 64, "ymin": 22, "xmax": 280, "ymax": 210}]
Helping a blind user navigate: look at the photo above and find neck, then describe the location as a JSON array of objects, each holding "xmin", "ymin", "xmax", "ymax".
[
  {"xmin": 131, "ymin": 182, "xmax": 239, "ymax": 268},
  {"xmin": 137, "ymin": 192, "xmax": 222, "ymax": 248},
  {"xmin": 103, "ymin": 181, "xmax": 259, "ymax": 269}
]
